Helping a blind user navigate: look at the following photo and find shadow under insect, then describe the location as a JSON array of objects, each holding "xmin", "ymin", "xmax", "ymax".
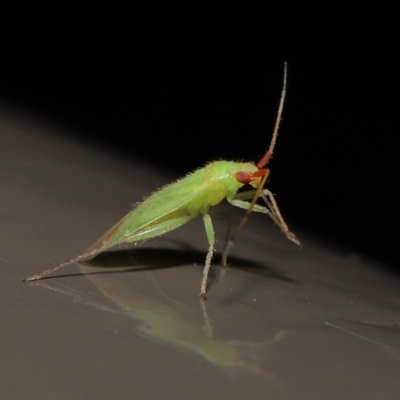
[{"xmin": 46, "ymin": 247, "xmax": 296, "ymax": 285}]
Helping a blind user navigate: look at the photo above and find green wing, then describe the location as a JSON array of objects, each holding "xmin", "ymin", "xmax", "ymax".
[{"xmin": 82, "ymin": 169, "xmax": 209, "ymax": 258}]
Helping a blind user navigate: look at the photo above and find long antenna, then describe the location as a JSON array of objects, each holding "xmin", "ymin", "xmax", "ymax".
[
  {"xmin": 256, "ymin": 61, "xmax": 287, "ymax": 169},
  {"xmin": 222, "ymin": 62, "xmax": 290, "ymax": 266}
]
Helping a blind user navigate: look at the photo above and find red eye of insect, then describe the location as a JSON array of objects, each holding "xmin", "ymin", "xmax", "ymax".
[{"xmin": 235, "ymin": 171, "xmax": 252, "ymax": 184}]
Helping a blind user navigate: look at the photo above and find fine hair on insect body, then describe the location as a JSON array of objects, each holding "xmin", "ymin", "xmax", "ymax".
[{"xmin": 24, "ymin": 62, "xmax": 299, "ymax": 299}]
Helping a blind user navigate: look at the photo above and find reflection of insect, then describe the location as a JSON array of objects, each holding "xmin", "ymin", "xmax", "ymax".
[{"xmin": 24, "ymin": 62, "xmax": 299, "ymax": 298}]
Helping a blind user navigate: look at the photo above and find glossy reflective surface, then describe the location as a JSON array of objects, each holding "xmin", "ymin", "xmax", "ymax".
[{"xmin": 1, "ymin": 106, "xmax": 400, "ymax": 400}]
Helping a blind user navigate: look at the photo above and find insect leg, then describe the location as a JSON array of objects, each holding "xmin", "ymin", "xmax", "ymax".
[
  {"xmin": 228, "ymin": 191, "xmax": 273, "ymax": 214},
  {"xmin": 227, "ymin": 192, "xmax": 299, "ymax": 245},
  {"xmin": 200, "ymin": 213, "xmax": 215, "ymax": 299},
  {"xmin": 222, "ymin": 192, "xmax": 264, "ymax": 266},
  {"xmin": 208, "ymin": 210, "xmax": 232, "ymax": 266},
  {"xmin": 260, "ymin": 189, "xmax": 300, "ymax": 245},
  {"xmin": 223, "ymin": 192, "xmax": 299, "ymax": 266}
]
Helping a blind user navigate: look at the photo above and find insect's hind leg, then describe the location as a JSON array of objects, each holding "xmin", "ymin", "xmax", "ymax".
[{"xmin": 200, "ymin": 213, "xmax": 216, "ymax": 299}]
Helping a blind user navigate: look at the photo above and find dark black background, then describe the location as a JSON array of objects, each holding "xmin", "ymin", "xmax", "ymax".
[{"xmin": 1, "ymin": 6, "xmax": 398, "ymax": 269}]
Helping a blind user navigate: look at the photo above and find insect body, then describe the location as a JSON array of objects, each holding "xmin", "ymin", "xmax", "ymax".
[{"xmin": 24, "ymin": 63, "xmax": 299, "ymax": 298}]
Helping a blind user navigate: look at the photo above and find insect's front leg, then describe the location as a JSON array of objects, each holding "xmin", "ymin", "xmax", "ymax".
[
  {"xmin": 228, "ymin": 190, "xmax": 278, "ymax": 222},
  {"xmin": 227, "ymin": 189, "xmax": 300, "ymax": 246},
  {"xmin": 259, "ymin": 189, "xmax": 300, "ymax": 245}
]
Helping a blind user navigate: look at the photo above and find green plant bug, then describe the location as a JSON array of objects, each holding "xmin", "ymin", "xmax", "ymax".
[{"xmin": 24, "ymin": 62, "xmax": 299, "ymax": 298}]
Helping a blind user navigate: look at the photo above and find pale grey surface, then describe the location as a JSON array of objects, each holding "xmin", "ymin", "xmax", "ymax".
[{"xmin": 1, "ymin": 104, "xmax": 400, "ymax": 400}]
